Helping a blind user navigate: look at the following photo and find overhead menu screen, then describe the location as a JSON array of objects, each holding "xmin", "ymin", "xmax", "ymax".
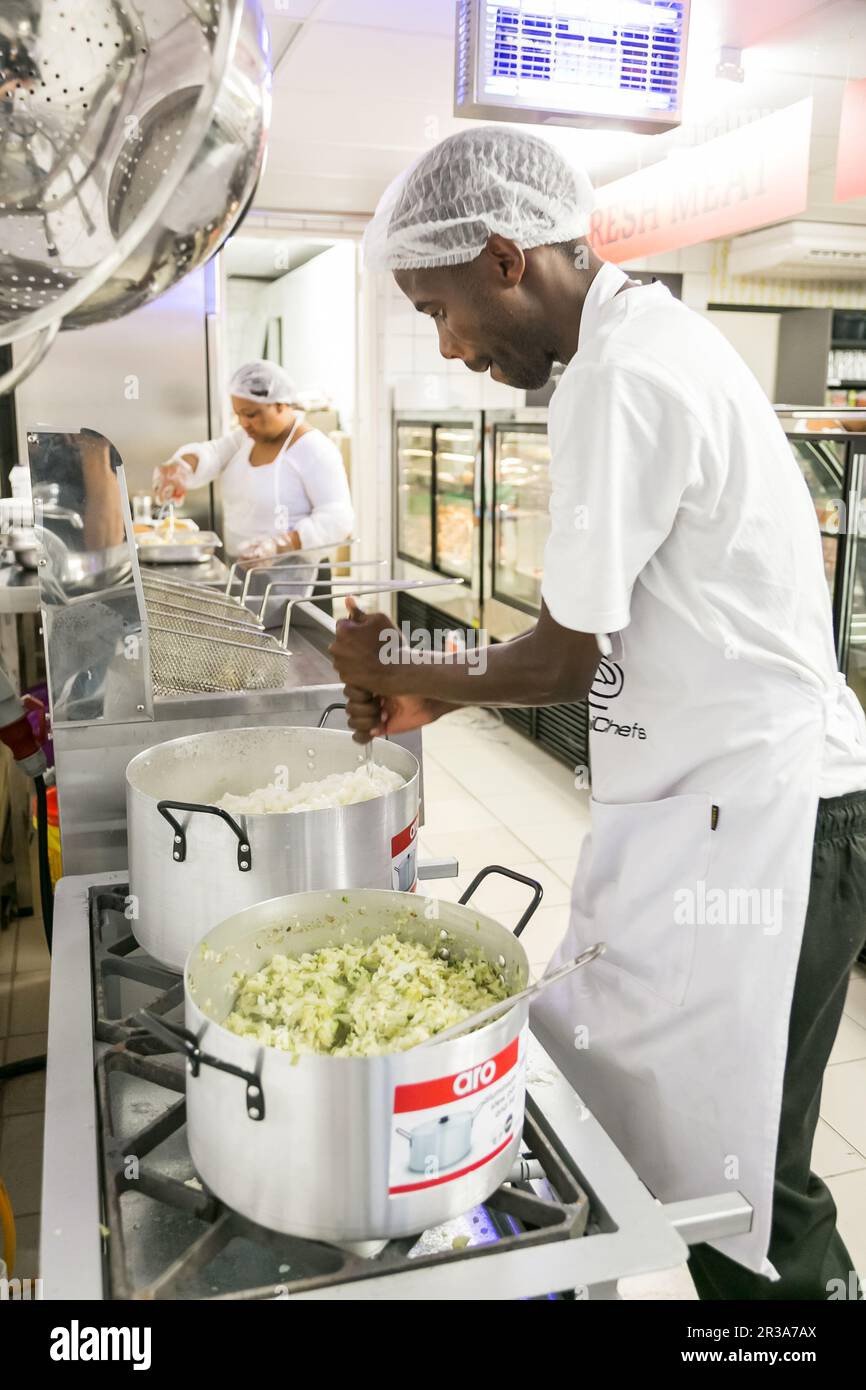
[{"xmin": 456, "ymin": 1, "xmax": 690, "ymax": 133}]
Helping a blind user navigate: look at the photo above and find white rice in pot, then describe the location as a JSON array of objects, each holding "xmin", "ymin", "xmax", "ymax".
[{"xmin": 215, "ymin": 763, "xmax": 404, "ymax": 815}]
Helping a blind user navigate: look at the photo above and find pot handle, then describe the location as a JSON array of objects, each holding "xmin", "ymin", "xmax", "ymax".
[
  {"xmin": 137, "ymin": 1010, "xmax": 265, "ymax": 1121},
  {"xmin": 317, "ymin": 702, "xmax": 346, "ymax": 728},
  {"xmin": 459, "ymin": 865, "xmax": 543, "ymax": 939},
  {"xmin": 156, "ymin": 800, "xmax": 252, "ymax": 872},
  {"xmin": 396, "ymin": 1128, "xmax": 412, "ymax": 1142}
]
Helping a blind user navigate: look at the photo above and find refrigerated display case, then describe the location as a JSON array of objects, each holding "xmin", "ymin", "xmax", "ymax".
[
  {"xmin": 393, "ymin": 407, "xmax": 590, "ymax": 772},
  {"xmin": 395, "ymin": 419, "xmax": 434, "ymax": 567},
  {"xmin": 485, "ymin": 410, "xmax": 551, "ymax": 637},
  {"xmin": 393, "ymin": 411, "xmax": 483, "ymax": 629},
  {"xmin": 777, "ymin": 408, "xmax": 866, "ymax": 712},
  {"xmin": 482, "ymin": 408, "xmax": 589, "ymax": 769}
]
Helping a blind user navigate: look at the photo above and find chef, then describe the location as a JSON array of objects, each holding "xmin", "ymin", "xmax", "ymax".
[
  {"xmin": 330, "ymin": 127, "xmax": 866, "ymax": 1299},
  {"xmin": 152, "ymin": 360, "xmax": 353, "ymax": 560}
]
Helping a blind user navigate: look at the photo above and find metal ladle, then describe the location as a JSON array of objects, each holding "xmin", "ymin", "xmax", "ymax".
[
  {"xmin": 414, "ymin": 942, "xmax": 606, "ymax": 1049},
  {"xmin": 346, "ymin": 596, "xmax": 376, "ymax": 780}
]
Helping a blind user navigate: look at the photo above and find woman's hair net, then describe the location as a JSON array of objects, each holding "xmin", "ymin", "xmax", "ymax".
[
  {"xmin": 229, "ymin": 360, "xmax": 298, "ymax": 405},
  {"xmin": 363, "ymin": 127, "xmax": 595, "ymax": 272}
]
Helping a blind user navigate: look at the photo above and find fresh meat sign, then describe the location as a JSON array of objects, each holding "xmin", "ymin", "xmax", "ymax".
[{"xmin": 588, "ymin": 99, "xmax": 813, "ymax": 263}]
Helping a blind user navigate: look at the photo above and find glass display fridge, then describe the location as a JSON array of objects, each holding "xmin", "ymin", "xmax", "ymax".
[
  {"xmin": 393, "ymin": 410, "xmax": 483, "ymax": 629},
  {"xmin": 482, "ymin": 408, "xmax": 589, "ymax": 769},
  {"xmin": 393, "ymin": 406, "xmax": 588, "ymax": 769},
  {"xmin": 777, "ymin": 408, "xmax": 866, "ymax": 713},
  {"xmin": 483, "ymin": 409, "xmax": 551, "ymax": 641}
]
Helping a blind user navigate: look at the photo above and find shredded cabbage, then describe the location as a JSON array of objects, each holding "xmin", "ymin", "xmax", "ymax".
[
  {"xmin": 215, "ymin": 764, "xmax": 404, "ymax": 815},
  {"xmin": 223, "ymin": 934, "xmax": 510, "ymax": 1057}
]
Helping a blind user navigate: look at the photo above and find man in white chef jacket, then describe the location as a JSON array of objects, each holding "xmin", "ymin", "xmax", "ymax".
[{"xmin": 331, "ymin": 127, "xmax": 866, "ymax": 1299}]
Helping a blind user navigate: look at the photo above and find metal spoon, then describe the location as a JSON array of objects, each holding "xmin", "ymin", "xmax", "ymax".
[
  {"xmin": 413, "ymin": 942, "xmax": 606, "ymax": 1049},
  {"xmin": 346, "ymin": 596, "xmax": 376, "ymax": 779}
]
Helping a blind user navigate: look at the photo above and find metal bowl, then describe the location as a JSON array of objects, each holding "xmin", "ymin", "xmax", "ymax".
[{"xmin": 0, "ymin": 0, "xmax": 270, "ymax": 383}]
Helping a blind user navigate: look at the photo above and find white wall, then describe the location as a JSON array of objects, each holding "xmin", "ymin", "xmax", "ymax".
[
  {"xmin": 705, "ymin": 310, "xmax": 781, "ymax": 399},
  {"xmin": 225, "ymin": 243, "xmax": 357, "ymax": 429},
  {"xmin": 266, "ymin": 242, "xmax": 357, "ymax": 429},
  {"xmin": 226, "ymin": 277, "xmax": 269, "ymax": 372},
  {"xmin": 622, "ymin": 243, "xmax": 714, "ymax": 313}
]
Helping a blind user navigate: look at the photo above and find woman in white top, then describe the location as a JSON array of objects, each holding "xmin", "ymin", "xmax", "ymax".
[{"xmin": 151, "ymin": 360, "xmax": 353, "ymax": 559}]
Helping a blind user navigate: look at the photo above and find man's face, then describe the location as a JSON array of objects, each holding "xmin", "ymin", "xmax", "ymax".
[
  {"xmin": 231, "ymin": 398, "xmax": 290, "ymax": 442},
  {"xmin": 394, "ymin": 242, "xmax": 557, "ymax": 391}
]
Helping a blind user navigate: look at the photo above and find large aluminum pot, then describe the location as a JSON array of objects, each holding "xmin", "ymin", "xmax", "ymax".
[
  {"xmin": 141, "ymin": 868, "xmax": 543, "ymax": 1242},
  {"xmin": 126, "ymin": 723, "xmax": 420, "ymax": 971}
]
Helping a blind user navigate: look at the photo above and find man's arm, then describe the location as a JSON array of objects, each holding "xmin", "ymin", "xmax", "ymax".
[{"xmin": 330, "ymin": 600, "xmax": 600, "ymax": 739}]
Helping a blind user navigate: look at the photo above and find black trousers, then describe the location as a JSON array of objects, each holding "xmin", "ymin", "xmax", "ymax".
[{"xmin": 688, "ymin": 789, "xmax": 866, "ymax": 1300}]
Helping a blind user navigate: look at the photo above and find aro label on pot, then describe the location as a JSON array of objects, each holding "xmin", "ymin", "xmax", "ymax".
[
  {"xmin": 453, "ymin": 1059, "xmax": 497, "ymax": 1097},
  {"xmin": 388, "ymin": 1029, "xmax": 528, "ymax": 1196}
]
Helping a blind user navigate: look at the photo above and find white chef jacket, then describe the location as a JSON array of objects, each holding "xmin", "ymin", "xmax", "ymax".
[
  {"xmin": 541, "ymin": 264, "xmax": 866, "ymax": 800},
  {"xmin": 172, "ymin": 425, "xmax": 353, "ymax": 556},
  {"xmin": 530, "ymin": 261, "xmax": 866, "ymax": 1278}
]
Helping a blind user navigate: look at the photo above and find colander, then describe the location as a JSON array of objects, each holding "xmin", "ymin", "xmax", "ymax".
[{"xmin": 0, "ymin": 0, "xmax": 270, "ymax": 392}]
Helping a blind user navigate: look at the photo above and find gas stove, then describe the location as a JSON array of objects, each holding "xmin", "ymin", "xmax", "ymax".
[{"xmin": 41, "ymin": 872, "xmax": 751, "ymax": 1300}]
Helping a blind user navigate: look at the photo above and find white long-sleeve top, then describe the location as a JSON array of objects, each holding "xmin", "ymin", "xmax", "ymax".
[{"xmin": 171, "ymin": 425, "xmax": 353, "ymax": 555}]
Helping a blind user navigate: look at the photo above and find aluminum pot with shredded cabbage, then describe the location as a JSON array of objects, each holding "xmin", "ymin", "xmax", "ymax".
[{"xmin": 223, "ymin": 933, "xmax": 511, "ymax": 1057}]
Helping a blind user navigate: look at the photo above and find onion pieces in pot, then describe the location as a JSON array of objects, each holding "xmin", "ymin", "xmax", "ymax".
[{"xmin": 223, "ymin": 933, "xmax": 510, "ymax": 1057}]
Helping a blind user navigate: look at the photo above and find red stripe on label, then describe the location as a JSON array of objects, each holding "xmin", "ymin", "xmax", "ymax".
[
  {"xmin": 389, "ymin": 1135, "xmax": 513, "ymax": 1194},
  {"xmin": 394, "ymin": 1036, "xmax": 519, "ymax": 1114},
  {"xmin": 391, "ymin": 818, "xmax": 417, "ymax": 857}
]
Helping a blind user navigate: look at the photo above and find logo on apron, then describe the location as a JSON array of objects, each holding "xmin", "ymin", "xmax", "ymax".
[{"xmin": 589, "ymin": 657, "xmax": 648, "ymax": 740}]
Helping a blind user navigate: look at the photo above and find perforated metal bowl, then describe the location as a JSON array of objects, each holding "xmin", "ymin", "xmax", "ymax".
[{"xmin": 0, "ymin": 0, "xmax": 270, "ymax": 386}]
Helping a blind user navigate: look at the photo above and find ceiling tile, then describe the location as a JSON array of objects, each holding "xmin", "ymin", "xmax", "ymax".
[
  {"xmin": 272, "ymin": 24, "xmax": 454, "ymax": 98},
  {"xmin": 313, "ymin": 0, "xmax": 455, "ymax": 36}
]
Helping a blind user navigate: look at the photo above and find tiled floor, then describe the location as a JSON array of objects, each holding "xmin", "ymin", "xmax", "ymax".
[
  {"xmin": 1, "ymin": 711, "xmax": 864, "ymax": 1298},
  {"xmin": 418, "ymin": 709, "xmax": 866, "ymax": 1301}
]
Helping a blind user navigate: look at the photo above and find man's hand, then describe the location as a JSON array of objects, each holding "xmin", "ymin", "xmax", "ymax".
[
  {"xmin": 329, "ymin": 600, "xmax": 399, "ymax": 695},
  {"xmin": 342, "ymin": 686, "xmax": 452, "ymax": 743}
]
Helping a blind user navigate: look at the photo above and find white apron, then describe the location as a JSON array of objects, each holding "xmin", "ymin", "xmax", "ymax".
[
  {"xmin": 220, "ymin": 420, "xmax": 307, "ymax": 557},
  {"xmin": 530, "ymin": 271, "xmax": 830, "ymax": 1278}
]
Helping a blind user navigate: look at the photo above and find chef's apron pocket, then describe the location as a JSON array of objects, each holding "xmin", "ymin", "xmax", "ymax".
[{"xmin": 586, "ymin": 793, "xmax": 715, "ymax": 1008}]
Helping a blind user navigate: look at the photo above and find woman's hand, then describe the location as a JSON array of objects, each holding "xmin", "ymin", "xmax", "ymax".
[
  {"xmin": 152, "ymin": 459, "xmax": 194, "ymax": 504},
  {"xmin": 239, "ymin": 531, "xmax": 302, "ymax": 561},
  {"xmin": 239, "ymin": 534, "xmax": 279, "ymax": 561}
]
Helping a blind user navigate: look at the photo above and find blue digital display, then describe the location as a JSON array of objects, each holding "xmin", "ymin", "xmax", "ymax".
[{"xmin": 489, "ymin": 3, "xmax": 686, "ymax": 111}]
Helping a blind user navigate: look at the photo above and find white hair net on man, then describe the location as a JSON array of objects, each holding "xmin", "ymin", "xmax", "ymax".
[
  {"xmin": 363, "ymin": 127, "xmax": 595, "ymax": 272},
  {"xmin": 229, "ymin": 360, "xmax": 298, "ymax": 405}
]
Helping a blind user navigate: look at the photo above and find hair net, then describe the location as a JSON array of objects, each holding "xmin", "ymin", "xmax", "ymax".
[
  {"xmin": 363, "ymin": 127, "xmax": 595, "ymax": 272},
  {"xmin": 229, "ymin": 360, "xmax": 298, "ymax": 405}
]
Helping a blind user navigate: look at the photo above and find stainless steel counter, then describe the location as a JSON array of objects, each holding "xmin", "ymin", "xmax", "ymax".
[
  {"xmin": 138, "ymin": 555, "xmax": 229, "ymax": 586},
  {"xmin": 51, "ymin": 603, "xmax": 423, "ymax": 876},
  {"xmin": 0, "ymin": 563, "xmax": 41, "ymax": 614}
]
